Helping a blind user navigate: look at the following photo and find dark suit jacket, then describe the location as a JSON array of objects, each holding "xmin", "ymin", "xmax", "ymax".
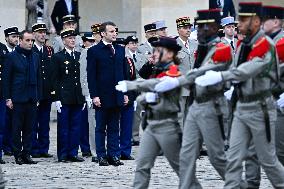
[
  {"xmin": 51, "ymin": 49, "xmax": 84, "ymax": 105},
  {"xmin": 51, "ymin": 0, "xmax": 78, "ymax": 33},
  {"xmin": 3, "ymin": 48, "xmax": 40, "ymax": 103},
  {"xmin": 32, "ymin": 45, "xmax": 54, "ymax": 101},
  {"xmin": 0, "ymin": 43, "xmax": 8, "ymax": 99},
  {"xmin": 87, "ymin": 41, "xmax": 127, "ymax": 109}
]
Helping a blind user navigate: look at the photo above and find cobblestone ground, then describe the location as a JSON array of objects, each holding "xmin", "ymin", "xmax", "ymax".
[{"xmin": 1, "ymin": 122, "xmax": 273, "ymax": 189}]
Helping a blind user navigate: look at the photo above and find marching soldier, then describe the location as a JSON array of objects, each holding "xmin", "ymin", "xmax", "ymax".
[
  {"xmin": 51, "ymin": 29, "xmax": 85, "ymax": 162},
  {"xmin": 175, "ymin": 16, "xmax": 197, "ymax": 127},
  {"xmin": 2, "ymin": 26, "xmax": 19, "ymax": 157},
  {"xmin": 52, "ymin": 15, "xmax": 82, "ymax": 53},
  {"xmin": 79, "ymin": 23, "xmax": 101, "ymax": 163},
  {"xmin": 116, "ymin": 37, "xmax": 182, "ymax": 189},
  {"xmin": 262, "ymin": 5, "xmax": 284, "ymax": 166},
  {"xmin": 194, "ymin": 2, "xmax": 284, "ymax": 187},
  {"xmin": 31, "ymin": 23, "xmax": 54, "ymax": 158},
  {"xmin": 155, "ymin": 9, "xmax": 230, "ymax": 188}
]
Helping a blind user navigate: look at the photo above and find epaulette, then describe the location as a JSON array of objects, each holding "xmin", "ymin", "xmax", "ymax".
[
  {"xmin": 276, "ymin": 37, "xmax": 284, "ymax": 63},
  {"xmin": 165, "ymin": 65, "xmax": 181, "ymax": 77},
  {"xmin": 212, "ymin": 42, "xmax": 232, "ymax": 63},
  {"xmin": 247, "ymin": 36, "xmax": 270, "ymax": 60}
]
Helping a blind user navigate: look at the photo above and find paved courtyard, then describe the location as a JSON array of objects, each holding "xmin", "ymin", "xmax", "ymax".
[{"xmin": 1, "ymin": 122, "xmax": 273, "ymax": 189}]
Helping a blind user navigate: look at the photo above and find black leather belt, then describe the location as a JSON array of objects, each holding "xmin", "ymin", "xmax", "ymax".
[
  {"xmin": 195, "ymin": 91, "xmax": 223, "ymax": 104},
  {"xmin": 150, "ymin": 112, "xmax": 178, "ymax": 120},
  {"xmin": 239, "ymin": 91, "xmax": 271, "ymax": 103}
]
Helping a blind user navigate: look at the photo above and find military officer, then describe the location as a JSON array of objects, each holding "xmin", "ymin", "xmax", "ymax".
[
  {"xmin": 116, "ymin": 37, "xmax": 182, "ymax": 189},
  {"xmin": 137, "ymin": 23, "xmax": 157, "ymax": 56},
  {"xmin": 79, "ymin": 23, "xmax": 101, "ymax": 163},
  {"xmin": 155, "ymin": 9, "xmax": 231, "ymax": 188},
  {"xmin": 52, "ymin": 15, "xmax": 82, "ymax": 53},
  {"xmin": 51, "ymin": 29, "xmax": 85, "ymax": 162},
  {"xmin": 78, "ymin": 32, "xmax": 93, "ymax": 158},
  {"xmin": 154, "ymin": 20, "xmax": 168, "ymax": 37},
  {"xmin": 176, "ymin": 16, "xmax": 197, "ymax": 128},
  {"xmin": 194, "ymin": 2, "xmax": 284, "ymax": 187},
  {"xmin": 30, "ymin": 23, "xmax": 54, "ymax": 158},
  {"xmin": 2, "ymin": 26, "xmax": 19, "ymax": 157},
  {"xmin": 220, "ymin": 16, "xmax": 237, "ymax": 53}
]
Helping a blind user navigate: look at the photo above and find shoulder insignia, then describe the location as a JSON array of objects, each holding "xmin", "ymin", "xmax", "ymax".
[
  {"xmin": 276, "ymin": 37, "xmax": 284, "ymax": 63},
  {"xmin": 247, "ymin": 37, "xmax": 270, "ymax": 60},
  {"xmin": 165, "ymin": 65, "xmax": 181, "ymax": 77},
  {"xmin": 212, "ymin": 42, "xmax": 232, "ymax": 63}
]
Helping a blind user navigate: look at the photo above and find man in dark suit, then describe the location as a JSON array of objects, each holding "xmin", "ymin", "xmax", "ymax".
[
  {"xmin": 51, "ymin": 28, "xmax": 85, "ymax": 163},
  {"xmin": 31, "ymin": 23, "xmax": 54, "ymax": 158},
  {"xmin": 3, "ymin": 30, "xmax": 40, "ymax": 165},
  {"xmin": 51, "ymin": 0, "xmax": 79, "ymax": 34},
  {"xmin": 87, "ymin": 21, "xmax": 128, "ymax": 166}
]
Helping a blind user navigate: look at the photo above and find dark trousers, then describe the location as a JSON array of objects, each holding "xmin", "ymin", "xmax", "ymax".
[
  {"xmin": 12, "ymin": 102, "xmax": 37, "ymax": 157},
  {"xmin": 32, "ymin": 100, "xmax": 52, "ymax": 155},
  {"xmin": 3, "ymin": 108, "xmax": 12, "ymax": 153},
  {"xmin": 120, "ymin": 105, "xmax": 134, "ymax": 157},
  {"xmin": 223, "ymin": 0, "xmax": 236, "ymax": 18},
  {"xmin": 95, "ymin": 107, "xmax": 120, "ymax": 158},
  {"xmin": 0, "ymin": 100, "xmax": 6, "ymax": 158},
  {"xmin": 80, "ymin": 108, "xmax": 91, "ymax": 153},
  {"xmin": 57, "ymin": 104, "xmax": 82, "ymax": 160}
]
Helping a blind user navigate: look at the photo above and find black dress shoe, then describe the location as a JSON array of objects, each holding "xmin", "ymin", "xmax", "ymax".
[
  {"xmin": 120, "ymin": 155, "xmax": 135, "ymax": 160},
  {"xmin": 4, "ymin": 151, "xmax": 13, "ymax": 156},
  {"xmin": 22, "ymin": 156, "xmax": 37, "ymax": 164},
  {"xmin": 200, "ymin": 149, "xmax": 208, "ymax": 156},
  {"xmin": 108, "ymin": 156, "xmax": 124, "ymax": 166},
  {"xmin": 98, "ymin": 157, "xmax": 109, "ymax": 166},
  {"xmin": 82, "ymin": 152, "xmax": 92, "ymax": 157},
  {"xmin": 15, "ymin": 157, "xmax": 25, "ymax": 165},
  {"xmin": 31, "ymin": 154, "xmax": 41, "ymax": 158},
  {"xmin": 58, "ymin": 158, "xmax": 69, "ymax": 163},
  {"xmin": 0, "ymin": 159, "xmax": 5, "ymax": 164},
  {"xmin": 92, "ymin": 156, "xmax": 98, "ymax": 163},
  {"xmin": 40, "ymin": 153, "xmax": 53, "ymax": 158},
  {"xmin": 68, "ymin": 156, "xmax": 84, "ymax": 162},
  {"xmin": 131, "ymin": 141, "xmax": 140, "ymax": 146}
]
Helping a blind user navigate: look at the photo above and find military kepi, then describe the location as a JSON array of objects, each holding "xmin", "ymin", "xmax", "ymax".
[
  {"xmin": 238, "ymin": 2, "xmax": 262, "ymax": 17},
  {"xmin": 144, "ymin": 23, "xmax": 157, "ymax": 33},
  {"xmin": 262, "ymin": 5, "xmax": 284, "ymax": 20},
  {"xmin": 32, "ymin": 23, "xmax": 47, "ymax": 32},
  {"xmin": 62, "ymin": 14, "xmax": 77, "ymax": 24},
  {"xmin": 60, "ymin": 29, "xmax": 77, "ymax": 38},
  {"xmin": 91, "ymin": 23, "xmax": 101, "ymax": 34},
  {"xmin": 195, "ymin": 9, "xmax": 222, "ymax": 24},
  {"xmin": 4, "ymin": 26, "xmax": 19, "ymax": 36},
  {"xmin": 176, "ymin": 17, "xmax": 192, "ymax": 28}
]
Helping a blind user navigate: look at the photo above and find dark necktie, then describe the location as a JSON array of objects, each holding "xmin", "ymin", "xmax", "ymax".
[
  {"xmin": 107, "ymin": 44, "xmax": 115, "ymax": 55},
  {"xmin": 71, "ymin": 51, "xmax": 75, "ymax": 59},
  {"xmin": 230, "ymin": 41, "xmax": 235, "ymax": 51},
  {"xmin": 133, "ymin": 54, "xmax": 137, "ymax": 62}
]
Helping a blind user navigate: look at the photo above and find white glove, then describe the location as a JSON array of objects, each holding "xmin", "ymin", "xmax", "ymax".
[
  {"xmin": 224, "ymin": 86, "xmax": 234, "ymax": 101},
  {"xmin": 277, "ymin": 93, "xmax": 284, "ymax": 108},
  {"xmin": 195, "ymin": 70, "xmax": 222, "ymax": 87},
  {"xmin": 115, "ymin": 81, "xmax": 128, "ymax": 92},
  {"xmin": 55, "ymin": 101, "xmax": 62, "ymax": 113},
  {"xmin": 85, "ymin": 95, "xmax": 92, "ymax": 109},
  {"xmin": 154, "ymin": 76, "xmax": 179, "ymax": 92},
  {"xmin": 145, "ymin": 92, "xmax": 158, "ymax": 103}
]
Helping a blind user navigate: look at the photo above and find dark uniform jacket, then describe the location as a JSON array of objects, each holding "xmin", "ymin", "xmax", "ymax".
[
  {"xmin": 51, "ymin": 49, "xmax": 84, "ymax": 105},
  {"xmin": 3, "ymin": 47, "xmax": 40, "ymax": 103},
  {"xmin": 32, "ymin": 45, "xmax": 54, "ymax": 101},
  {"xmin": 51, "ymin": 0, "xmax": 79, "ymax": 34},
  {"xmin": 0, "ymin": 43, "xmax": 8, "ymax": 99},
  {"xmin": 87, "ymin": 41, "xmax": 127, "ymax": 109},
  {"xmin": 125, "ymin": 57, "xmax": 138, "ymax": 104}
]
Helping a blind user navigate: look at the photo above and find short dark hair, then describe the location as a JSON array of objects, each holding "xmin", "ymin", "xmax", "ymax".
[
  {"xmin": 19, "ymin": 30, "xmax": 33, "ymax": 39},
  {"xmin": 99, "ymin": 21, "xmax": 116, "ymax": 33}
]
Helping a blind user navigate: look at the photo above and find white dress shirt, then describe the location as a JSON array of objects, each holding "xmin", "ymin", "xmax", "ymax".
[
  {"xmin": 178, "ymin": 37, "xmax": 190, "ymax": 53},
  {"xmin": 6, "ymin": 44, "xmax": 15, "ymax": 52},
  {"xmin": 65, "ymin": 47, "xmax": 75, "ymax": 59},
  {"xmin": 102, "ymin": 40, "xmax": 115, "ymax": 54}
]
